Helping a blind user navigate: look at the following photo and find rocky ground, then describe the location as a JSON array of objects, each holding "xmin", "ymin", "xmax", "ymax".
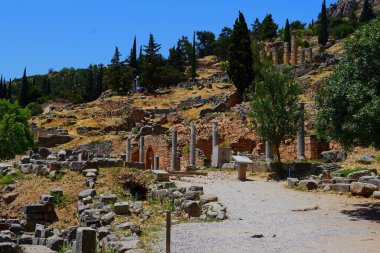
[{"xmin": 155, "ymin": 172, "xmax": 380, "ymax": 253}]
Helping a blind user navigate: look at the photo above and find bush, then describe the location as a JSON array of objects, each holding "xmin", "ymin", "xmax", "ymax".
[
  {"xmin": 26, "ymin": 102, "xmax": 43, "ymax": 116},
  {"xmin": 52, "ymin": 192, "xmax": 70, "ymax": 207},
  {"xmin": 182, "ymin": 145, "xmax": 190, "ymax": 154},
  {"xmin": 331, "ymin": 24, "xmax": 355, "ymax": 39}
]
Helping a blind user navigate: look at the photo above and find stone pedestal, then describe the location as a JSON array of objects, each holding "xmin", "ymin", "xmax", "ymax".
[
  {"xmin": 238, "ymin": 164, "xmax": 247, "ymax": 181},
  {"xmin": 139, "ymin": 136, "xmax": 144, "ymax": 164},
  {"xmin": 152, "ymin": 170, "xmax": 169, "ymax": 182}
]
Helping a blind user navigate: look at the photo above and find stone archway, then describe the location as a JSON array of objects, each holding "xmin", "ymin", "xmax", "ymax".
[{"xmin": 145, "ymin": 146, "xmax": 154, "ymax": 170}]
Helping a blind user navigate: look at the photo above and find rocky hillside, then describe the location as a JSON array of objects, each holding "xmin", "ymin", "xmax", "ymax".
[{"xmin": 328, "ymin": 0, "xmax": 380, "ymax": 18}]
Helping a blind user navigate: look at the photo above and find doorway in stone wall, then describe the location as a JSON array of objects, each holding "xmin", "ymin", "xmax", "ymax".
[{"xmin": 145, "ymin": 146, "xmax": 154, "ymax": 170}]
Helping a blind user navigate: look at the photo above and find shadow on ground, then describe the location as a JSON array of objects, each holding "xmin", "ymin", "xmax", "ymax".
[{"xmin": 341, "ymin": 202, "xmax": 380, "ymax": 223}]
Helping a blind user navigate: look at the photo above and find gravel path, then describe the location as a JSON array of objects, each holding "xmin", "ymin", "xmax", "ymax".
[{"xmin": 155, "ymin": 172, "xmax": 380, "ymax": 253}]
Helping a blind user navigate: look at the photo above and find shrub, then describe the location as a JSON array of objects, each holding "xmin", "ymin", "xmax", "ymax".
[
  {"xmin": 219, "ymin": 141, "xmax": 231, "ymax": 148},
  {"xmin": 331, "ymin": 24, "xmax": 355, "ymax": 39},
  {"xmin": 182, "ymin": 145, "xmax": 190, "ymax": 154},
  {"xmin": 52, "ymin": 192, "xmax": 70, "ymax": 207},
  {"xmin": 26, "ymin": 102, "xmax": 43, "ymax": 116}
]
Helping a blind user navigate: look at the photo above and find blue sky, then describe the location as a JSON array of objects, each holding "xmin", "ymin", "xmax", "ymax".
[{"xmin": 0, "ymin": 0, "xmax": 336, "ymax": 79}]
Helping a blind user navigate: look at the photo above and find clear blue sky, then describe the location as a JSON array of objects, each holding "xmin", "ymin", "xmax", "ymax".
[{"xmin": 0, "ymin": 0, "xmax": 336, "ymax": 79}]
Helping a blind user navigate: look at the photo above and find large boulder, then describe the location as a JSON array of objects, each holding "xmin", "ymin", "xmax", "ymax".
[
  {"xmin": 46, "ymin": 235, "xmax": 64, "ymax": 251},
  {"xmin": 181, "ymin": 200, "xmax": 202, "ymax": 217},
  {"xmin": 350, "ymin": 182, "xmax": 377, "ymax": 197},
  {"xmin": 358, "ymin": 176, "xmax": 380, "ymax": 189},
  {"xmin": 347, "ymin": 170, "xmax": 370, "ymax": 180},
  {"xmin": 320, "ymin": 150, "xmax": 347, "ymax": 163},
  {"xmin": 287, "ymin": 178, "xmax": 299, "ymax": 187},
  {"xmin": 299, "ymin": 180, "xmax": 319, "ymax": 190}
]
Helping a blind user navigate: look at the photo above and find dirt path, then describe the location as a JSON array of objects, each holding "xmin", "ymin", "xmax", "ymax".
[{"xmin": 155, "ymin": 172, "xmax": 380, "ymax": 253}]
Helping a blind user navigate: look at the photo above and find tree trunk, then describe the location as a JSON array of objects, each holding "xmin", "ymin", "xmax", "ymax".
[{"xmin": 275, "ymin": 141, "xmax": 281, "ymax": 164}]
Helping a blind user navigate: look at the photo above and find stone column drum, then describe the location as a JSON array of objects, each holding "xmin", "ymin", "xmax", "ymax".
[
  {"xmin": 283, "ymin": 42, "xmax": 290, "ymax": 65},
  {"xmin": 305, "ymin": 48, "xmax": 313, "ymax": 63},
  {"xmin": 271, "ymin": 47, "xmax": 278, "ymax": 65},
  {"xmin": 297, "ymin": 102, "xmax": 306, "ymax": 161},
  {"xmin": 139, "ymin": 136, "xmax": 144, "ymax": 163},
  {"xmin": 190, "ymin": 122, "xmax": 196, "ymax": 168},
  {"xmin": 171, "ymin": 129, "xmax": 177, "ymax": 171},
  {"xmin": 290, "ymin": 31, "xmax": 298, "ymax": 65}
]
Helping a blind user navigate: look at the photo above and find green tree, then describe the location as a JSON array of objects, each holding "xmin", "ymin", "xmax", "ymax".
[
  {"xmin": 289, "ymin": 20, "xmax": 306, "ymax": 31},
  {"xmin": 284, "ymin": 19, "xmax": 291, "ymax": 43},
  {"xmin": 178, "ymin": 36, "xmax": 193, "ymax": 61},
  {"xmin": 129, "ymin": 36, "xmax": 138, "ymax": 70},
  {"xmin": 196, "ymin": 31, "xmax": 216, "ymax": 57},
  {"xmin": 85, "ymin": 65, "xmax": 95, "ymax": 101},
  {"xmin": 248, "ymin": 66, "xmax": 301, "ymax": 163},
  {"xmin": 142, "ymin": 34, "xmax": 162, "ymax": 92},
  {"xmin": 214, "ymin": 27, "xmax": 232, "ymax": 61},
  {"xmin": 18, "ymin": 68, "xmax": 29, "ymax": 107},
  {"xmin": 360, "ymin": 0, "xmax": 374, "ymax": 23},
  {"xmin": 7, "ymin": 79, "xmax": 12, "ymax": 100},
  {"xmin": 0, "ymin": 100, "xmax": 34, "ymax": 160},
  {"xmin": 259, "ymin": 14, "xmax": 278, "ymax": 41},
  {"xmin": 26, "ymin": 102, "xmax": 43, "ymax": 116},
  {"xmin": 318, "ymin": 0, "xmax": 329, "ymax": 46},
  {"xmin": 191, "ymin": 32, "xmax": 197, "ymax": 82},
  {"xmin": 315, "ymin": 17, "xmax": 380, "ymax": 149},
  {"xmin": 251, "ymin": 18, "xmax": 261, "ymax": 39},
  {"xmin": 228, "ymin": 11, "xmax": 254, "ymax": 96}
]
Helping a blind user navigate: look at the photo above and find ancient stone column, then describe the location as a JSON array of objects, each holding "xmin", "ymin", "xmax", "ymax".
[
  {"xmin": 190, "ymin": 122, "xmax": 196, "ymax": 168},
  {"xmin": 171, "ymin": 129, "xmax": 177, "ymax": 171},
  {"xmin": 139, "ymin": 136, "xmax": 144, "ymax": 163},
  {"xmin": 283, "ymin": 42, "xmax": 290, "ymax": 65},
  {"xmin": 290, "ymin": 31, "xmax": 298, "ymax": 65},
  {"xmin": 299, "ymin": 48, "xmax": 305, "ymax": 65},
  {"xmin": 154, "ymin": 156, "xmax": 159, "ymax": 170},
  {"xmin": 265, "ymin": 141, "xmax": 272, "ymax": 162},
  {"xmin": 271, "ymin": 47, "xmax": 278, "ymax": 66},
  {"xmin": 297, "ymin": 102, "xmax": 306, "ymax": 161},
  {"xmin": 305, "ymin": 48, "xmax": 313, "ymax": 63},
  {"xmin": 212, "ymin": 122, "xmax": 218, "ymax": 153},
  {"xmin": 125, "ymin": 137, "xmax": 131, "ymax": 163}
]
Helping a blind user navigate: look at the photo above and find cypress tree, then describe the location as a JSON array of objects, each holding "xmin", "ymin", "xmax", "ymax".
[
  {"xmin": 142, "ymin": 34, "xmax": 161, "ymax": 92},
  {"xmin": 0, "ymin": 77, "xmax": 3, "ymax": 99},
  {"xmin": 228, "ymin": 11, "xmax": 254, "ymax": 96},
  {"xmin": 129, "ymin": 36, "xmax": 138, "ymax": 69},
  {"xmin": 318, "ymin": 0, "xmax": 329, "ymax": 46},
  {"xmin": 8, "ymin": 79, "xmax": 12, "ymax": 100},
  {"xmin": 191, "ymin": 32, "xmax": 197, "ymax": 82},
  {"xmin": 85, "ymin": 65, "xmax": 95, "ymax": 101},
  {"xmin": 138, "ymin": 46, "xmax": 143, "ymax": 75},
  {"xmin": 360, "ymin": 0, "xmax": 374, "ymax": 23},
  {"xmin": 19, "ymin": 68, "xmax": 29, "ymax": 107},
  {"xmin": 284, "ymin": 19, "xmax": 291, "ymax": 43}
]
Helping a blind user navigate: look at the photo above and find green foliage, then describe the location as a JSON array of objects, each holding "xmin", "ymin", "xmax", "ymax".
[
  {"xmin": 318, "ymin": 0, "xmax": 329, "ymax": 46},
  {"xmin": 360, "ymin": 0, "xmax": 374, "ymax": 23},
  {"xmin": 196, "ymin": 31, "xmax": 216, "ymax": 57},
  {"xmin": 259, "ymin": 14, "xmax": 278, "ymax": 41},
  {"xmin": 228, "ymin": 11, "xmax": 254, "ymax": 95},
  {"xmin": 336, "ymin": 167, "xmax": 369, "ymax": 177},
  {"xmin": 0, "ymin": 174, "xmax": 15, "ymax": 185},
  {"xmin": 219, "ymin": 141, "xmax": 231, "ymax": 148},
  {"xmin": 315, "ymin": 18, "xmax": 380, "ymax": 149},
  {"xmin": 284, "ymin": 19, "xmax": 291, "ymax": 43},
  {"xmin": 191, "ymin": 32, "xmax": 197, "ymax": 82},
  {"xmin": 52, "ymin": 192, "xmax": 70, "ymax": 207},
  {"xmin": 214, "ymin": 27, "xmax": 232, "ymax": 61},
  {"xmin": 331, "ymin": 23, "xmax": 355, "ymax": 39},
  {"xmin": 19, "ymin": 68, "xmax": 29, "ymax": 107},
  {"xmin": 142, "ymin": 34, "xmax": 163, "ymax": 92},
  {"xmin": 182, "ymin": 145, "xmax": 190, "ymax": 154},
  {"xmin": 0, "ymin": 100, "xmax": 34, "ymax": 160},
  {"xmin": 26, "ymin": 102, "xmax": 43, "ymax": 116},
  {"xmin": 49, "ymin": 172, "xmax": 64, "ymax": 182},
  {"xmin": 248, "ymin": 66, "xmax": 301, "ymax": 163}
]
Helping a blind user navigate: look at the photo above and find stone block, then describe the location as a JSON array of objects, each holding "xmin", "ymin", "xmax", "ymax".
[
  {"xmin": 152, "ymin": 170, "xmax": 169, "ymax": 182},
  {"xmin": 40, "ymin": 195, "xmax": 55, "ymax": 205},
  {"xmin": 24, "ymin": 204, "xmax": 48, "ymax": 214},
  {"xmin": 78, "ymin": 189, "xmax": 96, "ymax": 200},
  {"xmin": 299, "ymin": 179, "xmax": 319, "ymax": 190},
  {"xmin": 181, "ymin": 200, "xmax": 201, "ymax": 217},
  {"xmin": 350, "ymin": 182, "xmax": 377, "ymax": 197},
  {"xmin": 99, "ymin": 194, "xmax": 117, "ymax": 204},
  {"xmin": 329, "ymin": 183, "xmax": 350, "ymax": 193},
  {"xmin": 347, "ymin": 170, "xmax": 370, "ymax": 180},
  {"xmin": 75, "ymin": 227, "xmax": 96, "ymax": 253},
  {"xmin": 373, "ymin": 191, "xmax": 380, "ymax": 199},
  {"xmin": 114, "ymin": 202, "xmax": 130, "ymax": 215},
  {"xmin": 100, "ymin": 212, "xmax": 115, "ymax": 225},
  {"xmin": 287, "ymin": 178, "xmax": 299, "ymax": 187},
  {"xmin": 19, "ymin": 245, "xmax": 56, "ymax": 253},
  {"xmin": 46, "ymin": 235, "xmax": 63, "ymax": 251}
]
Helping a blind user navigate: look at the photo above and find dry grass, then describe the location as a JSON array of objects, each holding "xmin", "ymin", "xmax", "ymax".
[{"xmin": 339, "ymin": 147, "xmax": 380, "ymax": 173}]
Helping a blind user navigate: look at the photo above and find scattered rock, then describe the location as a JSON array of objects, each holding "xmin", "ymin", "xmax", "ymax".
[{"xmin": 350, "ymin": 182, "xmax": 377, "ymax": 197}]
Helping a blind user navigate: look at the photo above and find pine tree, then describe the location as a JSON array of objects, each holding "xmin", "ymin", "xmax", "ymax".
[
  {"xmin": 0, "ymin": 77, "xmax": 3, "ymax": 99},
  {"xmin": 360, "ymin": 0, "xmax": 374, "ymax": 23},
  {"xmin": 19, "ymin": 68, "xmax": 29, "ymax": 107},
  {"xmin": 142, "ymin": 34, "xmax": 161, "ymax": 92},
  {"xmin": 318, "ymin": 0, "xmax": 329, "ymax": 46},
  {"xmin": 46, "ymin": 78, "xmax": 51, "ymax": 95},
  {"xmin": 259, "ymin": 14, "xmax": 278, "ymax": 41},
  {"xmin": 284, "ymin": 19, "xmax": 291, "ymax": 43},
  {"xmin": 95, "ymin": 64, "xmax": 104, "ymax": 98},
  {"xmin": 228, "ymin": 11, "xmax": 254, "ymax": 96},
  {"xmin": 85, "ymin": 65, "xmax": 95, "ymax": 101},
  {"xmin": 191, "ymin": 32, "xmax": 197, "ymax": 82},
  {"xmin": 138, "ymin": 46, "xmax": 143, "ymax": 75},
  {"xmin": 129, "ymin": 36, "xmax": 138, "ymax": 70},
  {"xmin": 251, "ymin": 18, "xmax": 261, "ymax": 38}
]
